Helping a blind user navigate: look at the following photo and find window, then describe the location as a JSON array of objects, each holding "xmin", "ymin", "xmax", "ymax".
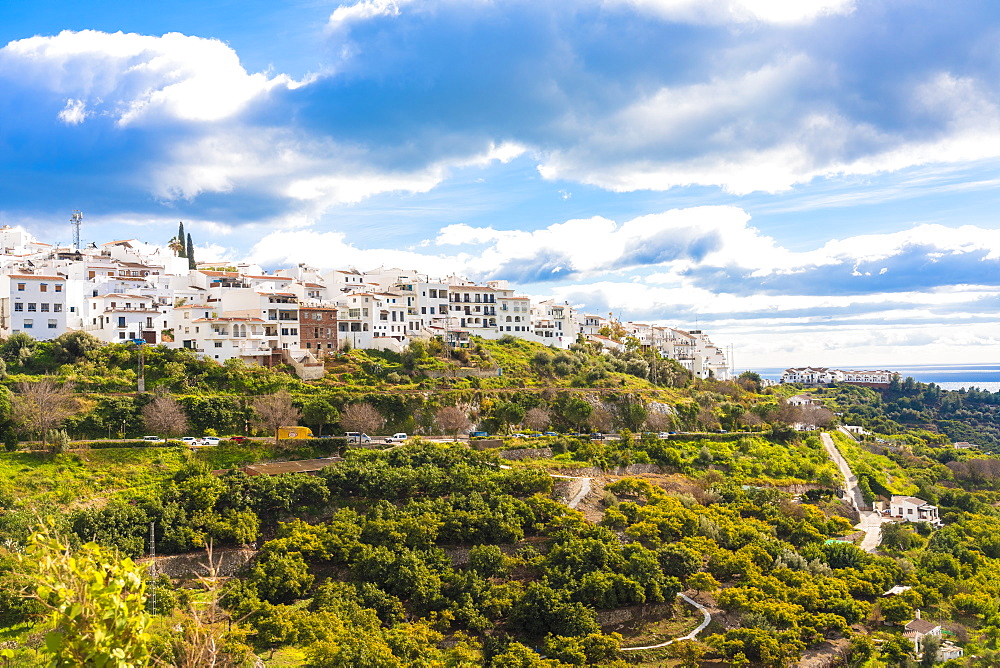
[
  {"xmin": 214, "ymin": 342, "xmax": 223, "ymax": 348},
  {"xmin": 40, "ymin": 303, "xmax": 49, "ymax": 312},
  {"xmin": 55, "ymin": 285, "xmax": 62, "ymax": 293},
  {"xmin": 54, "ymin": 304, "xmax": 63, "ymax": 313},
  {"xmin": 27, "ymin": 303, "xmax": 36, "ymax": 312},
  {"xmin": 281, "ymin": 328, "xmax": 289, "ymax": 336},
  {"xmin": 119, "ymin": 332, "xmax": 126, "ymax": 339},
  {"xmin": 48, "ymin": 319, "xmax": 57, "ymax": 329},
  {"xmin": 23, "ymin": 319, "xmax": 32, "ymax": 329},
  {"xmin": 16, "ymin": 283, "xmax": 24, "ymax": 291},
  {"xmin": 13, "ymin": 303, "xmax": 22, "ymax": 312},
  {"xmin": 290, "ymin": 328, "xmax": 297, "ymax": 335},
  {"xmin": 40, "ymin": 283, "xmax": 47, "ymax": 292},
  {"xmin": 118, "ymin": 317, "xmax": 126, "ymax": 328}
]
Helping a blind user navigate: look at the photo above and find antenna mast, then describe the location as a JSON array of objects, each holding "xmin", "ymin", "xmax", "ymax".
[{"xmin": 70, "ymin": 210, "xmax": 83, "ymax": 249}]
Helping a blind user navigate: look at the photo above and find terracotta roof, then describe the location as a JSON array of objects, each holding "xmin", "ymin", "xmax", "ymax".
[{"xmin": 9, "ymin": 274, "xmax": 66, "ymax": 280}]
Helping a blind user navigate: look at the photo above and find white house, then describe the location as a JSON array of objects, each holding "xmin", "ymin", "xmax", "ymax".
[
  {"xmin": 903, "ymin": 612, "xmax": 941, "ymax": 655},
  {"xmin": 889, "ymin": 495, "xmax": 940, "ymax": 524},
  {"xmin": 1, "ymin": 274, "xmax": 68, "ymax": 338},
  {"xmin": 84, "ymin": 293, "xmax": 169, "ymax": 344}
]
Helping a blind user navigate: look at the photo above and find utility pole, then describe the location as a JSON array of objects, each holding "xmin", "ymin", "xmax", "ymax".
[{"xmin": 147, "ymin": 522, "xmax": 157, "ymax": 615}]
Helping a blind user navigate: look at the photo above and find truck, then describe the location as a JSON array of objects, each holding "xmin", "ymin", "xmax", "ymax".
[
  {"xmin": 384, "ymin": 433, "xmax": 408, "ymax": 444},
  {"xmin": 278, "ymin": 426, "xmax": 314, "ymax": 439}
]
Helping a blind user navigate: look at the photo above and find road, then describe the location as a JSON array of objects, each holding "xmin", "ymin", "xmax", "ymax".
[
  {"xmin": 820, "ymin": 432, "xmax": 886, "ymax": 552},
  {"xmin": 620, "ymin": 593, "xmax": 712, "ymax": 651}
]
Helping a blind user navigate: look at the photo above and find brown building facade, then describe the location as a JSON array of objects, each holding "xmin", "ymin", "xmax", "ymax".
[{"xmin": 300, "ymin": 305, "xmax": 338, "ymax": 356}]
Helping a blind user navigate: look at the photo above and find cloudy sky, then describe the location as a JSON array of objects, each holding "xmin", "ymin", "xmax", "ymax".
[{"xmin": 3, "ymin": 0, "xmax": 1000, "ymax": 368}]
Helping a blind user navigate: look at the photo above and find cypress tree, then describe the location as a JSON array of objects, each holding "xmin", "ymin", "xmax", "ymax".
[
  {"xmin": 187, "ymin": 233, "xmax": 195, "ymax": 269},
  {"xmin": 177, "ymin": 222, "xmax": 186, "ymax": 257}
]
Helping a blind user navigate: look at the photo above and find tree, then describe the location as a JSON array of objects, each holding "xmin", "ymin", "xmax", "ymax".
[
  {"xmin": 523, "ymin": 407, "xmax": 550, "ymax": 431},
  {"xmin": 12, "ymin": 379, "xmax": 80, "ymax": 446},
  {"xmin": 435, "ymin": 405, "xmax": 470, "ymax": 438},
  {"xmin": 253, "ymin": 391, "xmax": 302, "ymax": 445},
  {"xmin": 175, "ymin": 221, "xmax": 187, "ymax": 257},
  {"xmin": 18, "ymin": 525, "xmax": 152, "ymax": 667},
  {"xmin": 1, "ymin": 332, "xmax": 37, "ymax": 367},
  {"xmin": 587, "ymin": 407, "xmax": 613, "ymax": 432},
  {"xmin": 186, "ymin": 233, "xmax": 196, "ymax": 270},
  {"xmin": 142, "ymin": 393, "xmax": 189, "ymax": 437},
  {"xmin": 51, "ymin": 331, "xmax": 102, "ymax": 365},
  {"xmin": 669, "ymin": 639, "xmax": 707, "ymax": 668},
  {"xmin": 302, "ymin": 396, "xmax": 339, "ymax": 437},
  {"xmin": 340, "ymin": 402, "xmax": 384, "ymax": 435}
]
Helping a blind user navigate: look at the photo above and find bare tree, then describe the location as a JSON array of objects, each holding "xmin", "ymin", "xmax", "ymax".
[
  {"xmin": 12, "ymin": 379, "xmax": 80, "ymax": 447},
  {"xmin": 523, "ymin": 407, "xmax": 550, "ymax": 431},
  {"xmin": 142, "ymin": 393, "xmax": 189, "ymax": 437},
  {"xmin": 587, "ymin": 406, "xmax": 613, "ymax": 432},
  {"xmin": 644, "ymin": 409, "xmax": 675, "ymax": 432},
  {"xmin": 738, "ymin": 412, "xmax": 765, "ymax": 431},
  {"xmin": 435, "ymin": 406, "xmax": 471, "ymax": 439},
  {"xmin": 252, "ymin": 391, "xmax": 302, "ymax": 445},
  {"xmin": 799, "ymin": 405, "xmax": 835, "ymax": 429},
  {"xmin": 340, "ymin": 402, "xmax": 384, "ymax": 435}
]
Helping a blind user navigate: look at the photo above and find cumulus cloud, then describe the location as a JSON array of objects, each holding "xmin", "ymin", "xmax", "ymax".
[{"xmin": 0, "ymin": 30, "xmax": 295, "ymax": 126}]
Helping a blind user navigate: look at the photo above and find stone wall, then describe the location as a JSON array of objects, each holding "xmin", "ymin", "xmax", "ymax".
[
  {"xmin": 500, "ymin": 447, "xmax": 553, "ymax": 460},
  {"xmin": 139, "ymin": 547, "xmax": 258, "ymax": 579}
]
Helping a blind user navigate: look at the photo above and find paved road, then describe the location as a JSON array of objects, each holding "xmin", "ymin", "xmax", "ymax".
[
  {"xmin": 620, "ymin": 593, "xmax": 712, "ymax": 651},
  {"xmin": 820, "ymin": 432, "xmax": 886, "ymax": 552}
]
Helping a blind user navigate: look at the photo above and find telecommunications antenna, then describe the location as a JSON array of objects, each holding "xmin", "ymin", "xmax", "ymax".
[{"xmin": 70, "ymin": 210, "xmax": 83, "ymax": 249}]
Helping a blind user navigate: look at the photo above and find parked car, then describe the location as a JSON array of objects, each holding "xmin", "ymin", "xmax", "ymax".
[
  {"xmin": 230, "ymin": 436, "xmax": 247, "ymax": 444},
  {"xmin": 180, "ymin": 436, "xmax": 199, "ymax": 445},
  {"xmin": 202, "ymin": 437, "xmax": 221, "ymax": 446},
  {"xmin": 141, "ymin": 436, "xmax": 165, "ymax": 443},
  {"xmin": 345, "ymin": 432, "xmax": 372, "ymax": 444},
  {"xmin": 384, "ymin": 433, "xmax": 408, "ymax": 444},
  {"xmin": 657, "ymin": 432, "xmax": 671, "ymax": 439},
  {"xmin": 590, "ymin": 433, "xmax": 604, "ymax": 440},
  {"xmin": 469, "ymin": 431, "xmax": 488, "ymax": 438},
  {"xmin": 544, "ymin": 432, "xmax": 557, "ymax": 437}
]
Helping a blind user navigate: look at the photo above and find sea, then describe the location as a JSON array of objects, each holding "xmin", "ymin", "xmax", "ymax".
[{"xmin": 746, "ymin": 364, "xmax": 1000, "ymax": 393}]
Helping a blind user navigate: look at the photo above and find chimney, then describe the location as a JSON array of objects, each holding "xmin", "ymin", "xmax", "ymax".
[{"xmin": 915, "ymin": 609, "xmax": 921, "ymax": 620}]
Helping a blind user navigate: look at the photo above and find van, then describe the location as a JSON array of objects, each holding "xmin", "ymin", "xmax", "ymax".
[
  {"xmin": 384, "ymin": 433, "xmax": 408, "ymax": 444},
  {"xmin": 345, "ymin": 432, "xmax": 372, "ymax": 444},
  {"xmin": 278, "ymin": 426, "xmax": 313, "ymax": 439}
]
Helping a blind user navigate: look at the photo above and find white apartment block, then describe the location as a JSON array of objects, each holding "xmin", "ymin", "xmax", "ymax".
[
  {"xmin": 84, "ymin": 293, "xmax": 170, "ymax": 344},
  {"xmin": 1, "ymin": 274, "xmax": 68, "ymax": 337},
  {"xmin": 782, "ymin": 367, "xmax": 898, "ymax": 386}
]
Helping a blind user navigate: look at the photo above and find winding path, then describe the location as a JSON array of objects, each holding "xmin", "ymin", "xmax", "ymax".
[{"xmin": 620, "ymin": 593, "xmax": 712, "ymax": 651}]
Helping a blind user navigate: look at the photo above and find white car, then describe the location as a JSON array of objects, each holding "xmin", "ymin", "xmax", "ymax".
[
  {"xmin": 345, "ymin": 432, "xmax": 372, "ymax": 444},
  {"xmin": 384, "ymin": 433, "xmax": 408, "ymax": 444},
  {"xmin": 201, "ymin": 437, "xmax": 221, "ymax": 446},
  {"xmin": 181, "ymin": 436, "xmax": 200, "ymax": 446},
  {"xmin": 141, "ymin": 435, "xmax": 165, "ymax": 443}
]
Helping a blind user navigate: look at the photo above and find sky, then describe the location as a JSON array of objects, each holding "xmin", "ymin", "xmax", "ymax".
[{"xmin": 3, "ymin": 0, "xmax": 1000, "ymax": 368}]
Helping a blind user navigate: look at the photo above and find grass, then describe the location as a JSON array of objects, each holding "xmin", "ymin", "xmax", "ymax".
[{"xmin": 0, "ymin": 447, "xmax": 190, "ymax": 509}]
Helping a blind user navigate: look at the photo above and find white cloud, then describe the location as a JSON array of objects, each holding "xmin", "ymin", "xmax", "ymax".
[
  {"xmin": 327, "ymin": 0, "xmax": 410, "ymax": 31},
  {"xmin": 610, "ymin": 0, "xmax": 856, "ymax": 25},
  {"xmin": 0, "ymin": 30, "xmax": 295, "ymax": 126},
  {"xmin": 58, "ymin": 98, "xmax": 88, "ymax": 124}
]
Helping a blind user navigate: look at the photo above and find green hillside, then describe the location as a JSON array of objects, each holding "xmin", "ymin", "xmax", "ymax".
[{"xmin": 3, "ymin": 335, "xmax": 1000, "ymax": 666}]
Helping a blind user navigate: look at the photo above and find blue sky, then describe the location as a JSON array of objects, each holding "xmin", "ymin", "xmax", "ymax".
[{"xmin": 3, "ymin": 0, "xmax": 1000, "ymax": 367}]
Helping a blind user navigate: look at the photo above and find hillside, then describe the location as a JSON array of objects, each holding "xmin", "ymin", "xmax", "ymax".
[{"xmin": 2, "ymin": 337, "xmax": 1000, "ymax": 666}]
